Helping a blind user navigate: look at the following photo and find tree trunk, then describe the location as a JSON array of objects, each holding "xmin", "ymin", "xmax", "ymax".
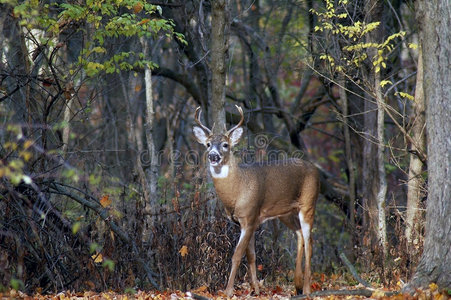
[
  {"xmin": 405, "ymin": 46, "xmax": 426, "ymax": 254},
  {"xmin": 361, "ymin": 0, "xmax": 387, "ymax": 259},
  {"xmin": 405, "ymin": 0, "xmax": 451, "ymax": 291},
  {"xmin": 338, "ymin": 75, "xmax": 356, "ymax": 234},
  {"xmin": 141, "ymin": 37, "xmax": 159, "ymax": 207},
  {"xmin": 374, "ymin": 69, "xmax": 388, "ymax": 257},
  {"xmin": 210, "ymin": 0, "xmax": 229, "ymax": 133}
]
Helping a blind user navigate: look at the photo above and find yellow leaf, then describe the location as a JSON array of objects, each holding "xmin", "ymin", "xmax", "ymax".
[
  {"xmin": 179, "ymin": 245, "xmax": 188, "ymax": 257},
  {"xmin": 19, "ymin": 151, "xmax": 32, "ymax": 161},
  {"xmin": 380, "ymin": 80, "xmax": 392, "ymax": 87},
  {"xmin": 371, "ymin": 290, "xmax": 386, "ymax": 298},
  {"xmin": 429, "ymin": 282, "xmax": 438, "ymax": 291},
  {"xmin": 100, "ymin": 195, "xmax": 112, "ymax": 208},
  {"xmin": 72, "ymin": 222, "xmax": 81, "ymax": 234},
  {"xmin": 23, "ymin": 140, "xmax": 33, "ymax": 149},
  {"xmin": 396, "ymin": 91, "xmax": 415, "ymax": 101},
  {"xmin": 92, "ymin": 253, "xmax": 103, "ymax": 263}
]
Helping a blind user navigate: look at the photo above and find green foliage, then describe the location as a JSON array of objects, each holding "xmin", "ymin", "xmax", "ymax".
[
  {"xmin": 312, "ymin": 0, "xmax": 405, "ymax": 74},
  {"xmin": 0, "ymin": 125, "xmax": 34, "ymax": 186},
  {"xmin": 5, "ymin": 0, "xmax": 185, "ymax": 77},
  {"xmin": 89, "ymin": 242, "xmax": 102, "ymax": 254},
  {"xmin": 9, "ymin": 278, "xmax": 24, "ymax": 291},
  {"xmin": 124, "ymin": 287, "xmax": 137, "ymax": 295},
  {"xmin": 102, "ymin": 258, "xmax": 115, "ymax": 271}
]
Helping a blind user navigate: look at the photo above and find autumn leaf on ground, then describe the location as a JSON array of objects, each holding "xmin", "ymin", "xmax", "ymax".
[
  {"xmin": 100, "ymin": 195, "xmax": 112, "ymax": 207},
  {"xmin": 311, "ymin": 281, "xmax": 322, "ymax": 291},
  {"xmin": 179, "ymin": 245, "xmax": 188, "ymax": 257},
  {"xmin": 92, "ymin": 253, "xmax": 103, "ymax": 263},
  {"xmin": 272, "ymin": 285, "xmax": 283, "ymax": 294},
  {"xmin": 193, "ymin": 285, "xmax": 208, "ymax": 293}
]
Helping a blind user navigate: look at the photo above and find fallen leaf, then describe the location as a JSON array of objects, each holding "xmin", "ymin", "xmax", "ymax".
[
  {"xmin": 179, "ymin": 245, "xmax": 188, "ymax": 257},
  {"xmin": 272, "ymin": 285, "xmax": 283, "ymax": 294},
  {"xmin": 92, "ymin": 253, "xmax": 103, "ymax": 263},
  {"xmin": 193, "ymin": 285, "xmax": 208, "ymax": 293},
  {"xmin": 371, "ymin": 289, "xmax": 386, "ymax": 298},
  {"xmin": 100, "ymin": 195, "xmax": 112, "ymax": 208}
]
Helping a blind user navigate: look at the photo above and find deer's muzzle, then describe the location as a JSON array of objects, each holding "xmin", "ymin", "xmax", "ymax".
[{"xmin": 208, "ymin": 152, "xmax": 221, "ymax": 165}]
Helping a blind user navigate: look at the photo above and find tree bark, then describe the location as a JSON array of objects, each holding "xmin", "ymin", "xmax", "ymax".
[
  {"xmin": 338, "ymin": 75, "xmax": 356, "ymax": 233},
  {"xmin": 210, "ymin": 0, "xmax": 228, "ymax": 133},
  {"xmin": 405, "ymin": 46, "xmax": 426, "ymax": 252},
  {"xmin": 361, "ymin": 0, "xmax": 387, "ymax": 257},
  {"xmin": 405, "ymin": 0, "xmax": 451, "ymax": 291},
  {"xmin": 141, "ymin": 37, "xmax": 159, "ymax": 207},
  {"xmin": 374, "ymin": 69, "xmax": 388, "ymax": 257}
]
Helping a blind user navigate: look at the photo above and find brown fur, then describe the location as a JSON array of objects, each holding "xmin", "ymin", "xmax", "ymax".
[{"xmin": 193, "ymin": 106, "xmax": 319, "ymax": 296}]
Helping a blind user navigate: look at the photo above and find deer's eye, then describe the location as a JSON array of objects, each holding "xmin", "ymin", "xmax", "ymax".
[
  {"xmin": 222, "ymin": 143, "xmax": 229, "ymax": 149},
  {"xmin": 206, "ymin": 142, "xmax": 211, "ymax": 148}
]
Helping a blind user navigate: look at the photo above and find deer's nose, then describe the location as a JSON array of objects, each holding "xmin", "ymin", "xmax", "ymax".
[{"xmin": 208, "ymin": 152, "xmax": 221, "ymax": 164}]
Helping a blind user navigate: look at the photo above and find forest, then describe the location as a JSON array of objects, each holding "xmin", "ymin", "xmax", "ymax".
[{"xmin": 0, "ymin": 0, "xmax": 450, "ymax": 299}]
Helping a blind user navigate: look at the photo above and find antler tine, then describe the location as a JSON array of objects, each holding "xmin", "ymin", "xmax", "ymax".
[
  {"xmin": 194, "ymin": 107, "xmax": 212, "ymax": 134},
  {"xmin": 226, "ymin": 105, "xmax": 245, "ymax": 136}
]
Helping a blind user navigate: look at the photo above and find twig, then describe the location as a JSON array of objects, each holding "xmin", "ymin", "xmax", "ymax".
[
  {"xmin": 339, "ymin": 252, "xmax": 371, "ymax": 288},
  {"xmin": 49, "ymin": 183, "xmax": 160, "ymax": 289}
]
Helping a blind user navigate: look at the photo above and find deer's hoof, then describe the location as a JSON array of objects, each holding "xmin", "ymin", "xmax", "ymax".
[
  {"xmin": 253, "ymin": 286, "xmax": 260, "ymax": 295},
  {"xmin": 225, "ymin": 288, "xmax": 234, "ymax": 298}
]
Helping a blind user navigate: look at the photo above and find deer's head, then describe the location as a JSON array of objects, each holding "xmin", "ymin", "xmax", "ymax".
[{"xmin": 193, "ymin": 105, "xmax": 244, "ymax": 168}]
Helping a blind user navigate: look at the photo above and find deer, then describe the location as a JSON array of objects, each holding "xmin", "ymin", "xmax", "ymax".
[{"xmin": 193, "ymin": 105, "xmax": 320, "ymax": 297}]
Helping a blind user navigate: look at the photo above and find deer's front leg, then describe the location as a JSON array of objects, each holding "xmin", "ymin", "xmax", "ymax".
[
  {"xmin": 225, "ymin": 226, "xmax": 255, "ymax": 297},
  {"xmin": 246, "ymin": 233, "xmax": 260, "ymax": 295}
]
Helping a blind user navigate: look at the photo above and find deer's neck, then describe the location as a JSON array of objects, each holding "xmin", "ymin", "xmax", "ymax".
[
  {"xmin": 209, "ymin": 155, "xmax": 242, "ymax": 214},
  {"xmin": 209, "ymin": 164, "xmax": 230, "ymax": 179},
  {"xmin": 209, "ymin": 155, "xmax": 238, "ymax": 179}
]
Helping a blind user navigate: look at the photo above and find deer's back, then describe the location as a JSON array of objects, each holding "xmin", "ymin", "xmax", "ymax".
[{"xmin": 239, "ymin": 158, "xmax": 319, "ymax": 218}]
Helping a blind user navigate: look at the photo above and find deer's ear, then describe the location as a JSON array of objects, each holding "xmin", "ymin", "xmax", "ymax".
[
  {"xmin": 193, "ymin": 126, "xmax": 209, "ymax": 145},
  {"xmin": 229, "ymin": 127, "xmax": 243, "ymax": 146}
]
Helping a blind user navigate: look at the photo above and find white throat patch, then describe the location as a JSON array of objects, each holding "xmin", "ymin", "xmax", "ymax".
[{"xmin": 210, "ymin": 165, "xmax": 229, "ymax": 178}]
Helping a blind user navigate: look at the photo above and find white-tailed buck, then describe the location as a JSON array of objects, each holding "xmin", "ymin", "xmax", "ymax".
[{"xmin": 193, "ymin": 105, "xmax": 319, "ymax": 297}]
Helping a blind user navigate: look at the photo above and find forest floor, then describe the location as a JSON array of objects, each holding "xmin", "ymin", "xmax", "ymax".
[
  {"xmin": 2, "ymin": 280, "xmax": 448, "ymax": 300},
  {"xmin": 0, "ymin": 273, "xmax": 451, "ymax": 300}
]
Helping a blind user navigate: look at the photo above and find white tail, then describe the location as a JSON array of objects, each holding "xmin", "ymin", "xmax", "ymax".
[{"xmin": 193, "ymin": 105, "xmax": 319, "ymax": 296}]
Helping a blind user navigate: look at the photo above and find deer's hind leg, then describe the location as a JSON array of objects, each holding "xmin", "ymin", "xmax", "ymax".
[
  {"xmin": 298, "ymin": 210, "xmax": 313, "ymax": 294},
  {"xmin": 294, "ymin": 229, "xmax": 305, "ymax": 294},
  {"xmin": 296, "ymin": 173, "xmax": 318, "ymax": 295},
  {"xmin": 279, "ymin": 214, "xmax": 304, "ymax": 295}
]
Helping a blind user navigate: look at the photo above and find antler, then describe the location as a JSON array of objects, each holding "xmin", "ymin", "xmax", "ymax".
[
  {"xmin": 226, "ymin": 105, "xmax": 244, "ymax": 136},
  {"xmin": 194, "ymin": 107, "xmax": 212, "ymax": 134}
]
